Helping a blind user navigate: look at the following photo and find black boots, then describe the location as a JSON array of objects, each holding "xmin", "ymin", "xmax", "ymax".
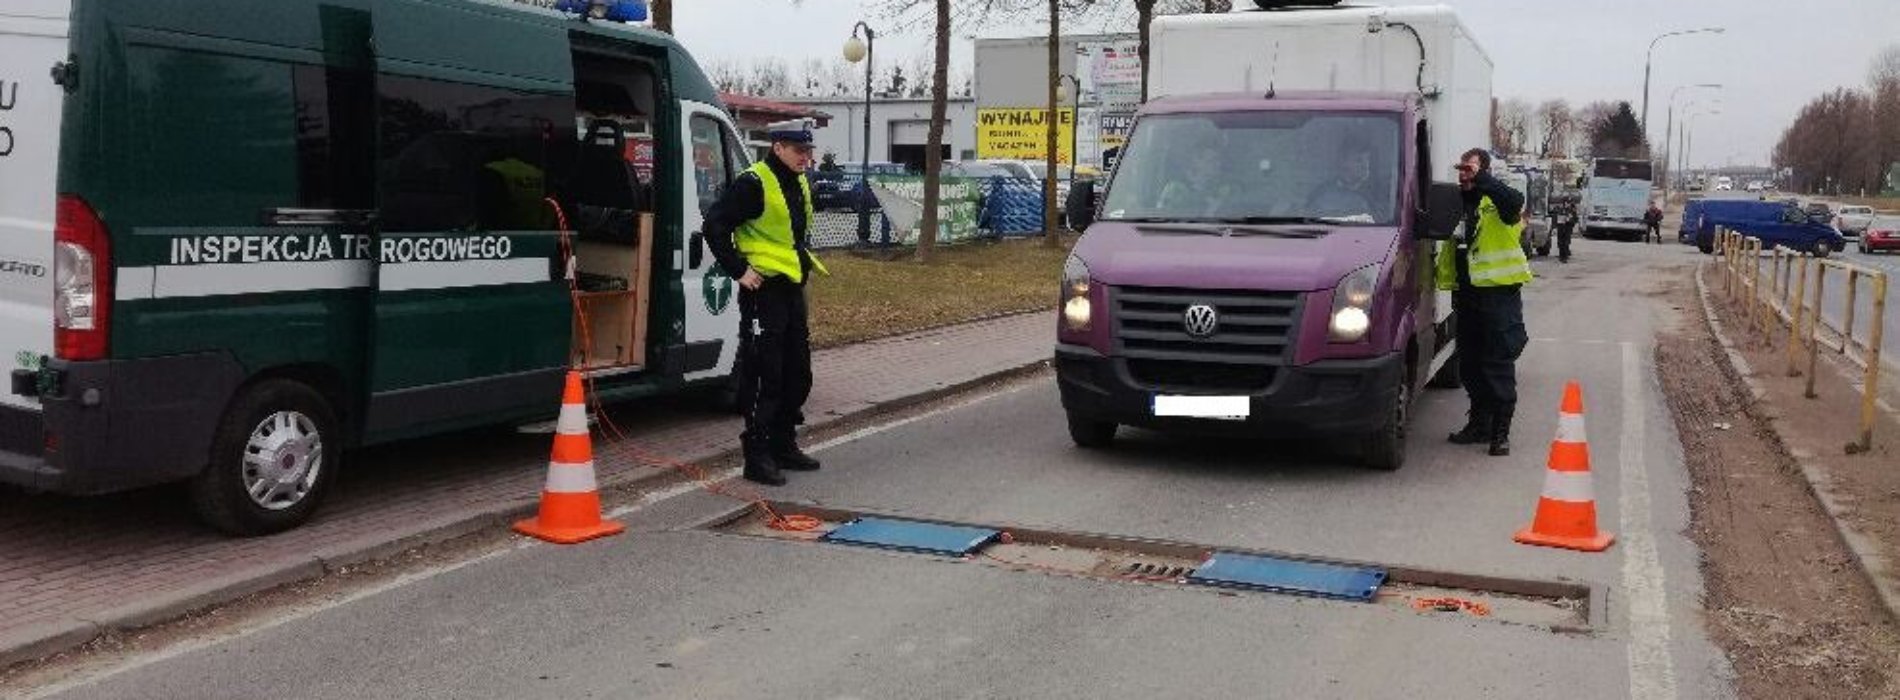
[
  {"xmin": 1450, "ymin": 405, "xmax": 1512, "ymax": 456},
  {"xmin": 743, "ymin": 434, "xmax": 818, "ymax": 486},
  {"xmin": 1448, "ymin": 408, "xmax": 1493, "ymax": 445},
  {"xmin": 1488, "ymin": 413, "xmax": 1512, "ymax": 457},
  {"xmin": 774, "ymin": 441, "xmax": 821, "ymax": 472},
  {"xmin": 742, "ymin": 443, "xmax": 786, "ymax": 486}
]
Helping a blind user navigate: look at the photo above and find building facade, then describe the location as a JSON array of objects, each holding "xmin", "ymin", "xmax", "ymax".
[{"xmin": 776, "ymin": 96, "xmax": 979, "ymax": 174}]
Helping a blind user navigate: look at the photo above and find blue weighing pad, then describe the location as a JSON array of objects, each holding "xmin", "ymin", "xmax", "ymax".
[
  {"xmin": 1186, "ymin": 552, "xmax": 1387, "ymax": 602},
  {"xmin": 819, "ymin": 517, "xmax": 1002, "ymax": 557}
]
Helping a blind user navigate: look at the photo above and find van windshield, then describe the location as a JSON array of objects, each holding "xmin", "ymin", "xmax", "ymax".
[{"xmin": 1099, "ymin": 111, "xmax": 1403, "ymax": 225}]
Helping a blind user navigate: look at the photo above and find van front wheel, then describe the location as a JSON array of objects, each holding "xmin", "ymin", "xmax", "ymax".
[
  {"xmin": 1359, "ymin": 373, "xmax": 1409, "ymax": 471},
  {"xmin": 1066, "ymin": 412, "xmax": 1117, "ymax": 448},
  {"xmin": 190, "ymin": 380, "xmax": 340, "ymax": 536}
]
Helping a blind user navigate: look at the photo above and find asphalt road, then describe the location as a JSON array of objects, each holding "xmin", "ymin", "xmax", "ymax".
[{"xmin": 20, "ymin": 241, "xmax": 1732, "ymax": 700}]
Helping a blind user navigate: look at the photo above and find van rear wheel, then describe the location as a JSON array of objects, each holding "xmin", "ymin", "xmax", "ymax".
[{"xmin": 189, "ymin": 380, "xmax": 339, "ymax": 536}]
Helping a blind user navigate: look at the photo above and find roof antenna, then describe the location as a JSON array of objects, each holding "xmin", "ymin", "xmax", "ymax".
[{"xmin": 1265, "ymin": 41, "xmax": 1279, "ymax": 99}]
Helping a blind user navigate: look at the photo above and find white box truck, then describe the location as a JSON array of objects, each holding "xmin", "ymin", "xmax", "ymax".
[{"xmin": 1058, "ymin": 4, "xmax": 1492, "ymax": 470}]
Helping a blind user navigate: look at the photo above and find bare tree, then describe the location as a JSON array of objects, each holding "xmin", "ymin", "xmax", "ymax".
[
  {"xmin": 1494, "ymin": 98, "xmax": 1533, "ymax": 155},
  {"xmin": 1043, "ymin": 0, "xmax": 1062, "ymax": 243},
  {"xmin": 1536, "ymin": 99, "xmax": 1574, "ymax": 157},
  {"xmin": 1574, "ymin": 101, "xmax": 1617, "ymax": 158},
  {"xmin": 1872, "ymin": 45, "xmax": 1900, "ymax": 190},
  {"xmin": 917, "ymin": 0, "xmax": 950, "ymax": 262},
  {"xmin": 1870, "ymin": 44, "xmax": 1900, "ymax": 87},
  {"xmin": 651, "ymin": 0, "xmax": 671, "ymax": 33}
]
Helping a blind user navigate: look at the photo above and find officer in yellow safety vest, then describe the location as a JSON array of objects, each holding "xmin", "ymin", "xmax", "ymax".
[
  {"xmin": 1436, "ymin": 148, "xmax": 1533, "ymax": 458},
  {"xmin": 704, "ymin": 119, "xmax": 829, "ymax": 485}
]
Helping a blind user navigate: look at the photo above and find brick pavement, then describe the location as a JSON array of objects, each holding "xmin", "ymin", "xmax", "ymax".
[{"xmin": 0, "ymin": 311, "xmax": 1051, "ymax": 666}]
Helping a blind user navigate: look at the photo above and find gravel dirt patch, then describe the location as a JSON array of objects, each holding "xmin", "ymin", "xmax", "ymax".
[{"xmin": 1659, "ymin": 269, "xmax": 1900, "ymax": 698}]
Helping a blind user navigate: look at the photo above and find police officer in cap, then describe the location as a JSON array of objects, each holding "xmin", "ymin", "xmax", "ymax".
[
  {"xmin": 1437, "ymin": 148, "xmax": 1532, "ymax": 457},
  {"xmin": 704, "ymin": 119, "xmax": 828, "ymax": 485}
]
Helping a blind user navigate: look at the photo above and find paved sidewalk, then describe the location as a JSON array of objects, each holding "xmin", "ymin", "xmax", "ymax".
[{"xmin": 0, "ymin": 312, "xmax": 1052, "ymax": 667}]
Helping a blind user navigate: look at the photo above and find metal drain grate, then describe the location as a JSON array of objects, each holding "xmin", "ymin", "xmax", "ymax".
[{"xmin": 1122, "ymin": 562, "xmax": 1196, "ymax": 579}]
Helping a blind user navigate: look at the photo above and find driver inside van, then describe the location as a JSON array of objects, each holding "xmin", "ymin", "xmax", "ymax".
[
  {"xmin": 1305, "ymin": 138, "xmax": 1378, "ymax": 220},
  {"xmin": 1156, "ymin": 142, "xmax": 1234, "ymax": 217}
]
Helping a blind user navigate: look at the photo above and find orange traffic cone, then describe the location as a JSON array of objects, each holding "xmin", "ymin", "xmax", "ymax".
[
  {"xmin": 1514, "ymin": 381, "xmax": 1615, "ymax": 552},
  {"xmin": 513, "ymin": 371, "xmax": 625, "ymax": 544}
]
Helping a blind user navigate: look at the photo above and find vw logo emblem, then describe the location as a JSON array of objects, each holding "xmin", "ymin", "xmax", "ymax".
[{"xmin": 1182, "ymin": 304, "xmax": 1219, "ymax": 338}]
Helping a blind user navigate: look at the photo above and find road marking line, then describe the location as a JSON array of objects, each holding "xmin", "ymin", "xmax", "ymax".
[{"xmin": 1621, "ymin": 341, "xmax": 1679, "ymax": 700}]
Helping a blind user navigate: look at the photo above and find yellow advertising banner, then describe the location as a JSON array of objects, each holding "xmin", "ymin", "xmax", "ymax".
[{"xmin": 976, "ymin": 108, "xmax": 1075, "ymax": 163}]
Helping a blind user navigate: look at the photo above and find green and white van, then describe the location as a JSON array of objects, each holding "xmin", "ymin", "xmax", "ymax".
[{"xmin": 0, "ymin": 0, "xmax": 753, "ymax": 534}]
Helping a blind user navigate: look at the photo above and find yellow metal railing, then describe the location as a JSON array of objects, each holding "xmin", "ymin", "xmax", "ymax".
[{"xmin": 1716, "ymin": 229, "xmax": 1888, "ymax": 453}]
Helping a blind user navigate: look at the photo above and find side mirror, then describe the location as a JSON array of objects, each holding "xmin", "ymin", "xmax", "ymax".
[
  {"xmin": 1068, "ymin": 180, "xmax": 1098, "ymax": 231},
  {"xmin": 1418, "ymin": 182, "xmax": 1463, "ymax": 240}
]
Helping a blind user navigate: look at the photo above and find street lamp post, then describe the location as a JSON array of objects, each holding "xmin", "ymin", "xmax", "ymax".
[
  {"xmin": 1662, "ymin": 84, "xmax": 1721, "ymax": 201},
  {"xmin": 844, "ymin": 23, "xmax": 876, "ymax": 245},
  {"xmin": 1055, "ymin": 74, "xmax": 1082, "ymax": 228},
  {"xmin": 1641, "ymin": 27, "xmax": 1724, "ymax": 140},
  {"xmin": 1681, "ymin": 108, "xmax": 1720, "ymax": 190}
]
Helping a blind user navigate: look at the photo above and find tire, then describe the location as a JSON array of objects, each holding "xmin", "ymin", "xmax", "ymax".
[
  {"xmin": 1359, "ymin": 371, "xmax": 1409, "ymax": 471},
  {"xmin": 1813, "ymin": 240, "xmax": 1832, "ymax": 259},
  {"xmin": 1426, "ymin": 350, "xmax": 1462, "ymax": 389},
  {"xmin": 189, "ymin": 380, "xmax": 339, "ymax": 536},
  {"xmin": 1536, "ymin": 244, "xmax": 1551, "ymax": 257},
  {"xmin": 1066, "ymin": 412, "xmax": 1117, "ymax": 448}
]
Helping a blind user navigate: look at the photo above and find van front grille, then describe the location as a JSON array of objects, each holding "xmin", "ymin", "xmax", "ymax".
[{"xmin": 1110, "ymin": 286, "xmax": 1302, "ymax": 383}]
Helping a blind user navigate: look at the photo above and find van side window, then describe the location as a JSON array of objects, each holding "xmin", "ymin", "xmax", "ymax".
[
  {"xmin": 125, "ymin": 47, "xmax": 297, "ymax": 225},
  {"xmin": 376, "ymin": 76, "xmax": 573, "ymax": 232},
  {"xmin": 689, "ymin": 115, "xmax": 733, "ymax": 214},
  {"xmin": 293, "ymin": 65, "xmax": 374, "ymax": 210}
]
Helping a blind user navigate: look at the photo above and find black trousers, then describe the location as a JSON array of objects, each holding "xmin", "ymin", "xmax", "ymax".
[
  {"xmin": 1645, "ymin": 223, "xmax": 1662, "ymax": 243},
  {"xmin": 1556, "ymin": 224, "xmax": 1574, "ymax": 260},
  {"xmin": 737, "ymin": 277, "xmax": 812, "ymax": 450},
  {"xmin": 1453, "ymin": 285, "xmax": 1528, "ymax": 418}
]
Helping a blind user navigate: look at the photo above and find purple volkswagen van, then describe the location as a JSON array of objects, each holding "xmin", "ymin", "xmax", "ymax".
[{"xmin": 1058, "ymin": 92, "xmax": 1466, "ymax": 470}]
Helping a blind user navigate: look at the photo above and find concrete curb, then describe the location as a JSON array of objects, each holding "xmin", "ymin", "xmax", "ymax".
[
  {"xmin": 0, "ymin": 350, "xmax": 1053, "ymax": 670},
  {"xmin": 1692, "ymin": 264, "xmax": 1900, "ymax": 625}
]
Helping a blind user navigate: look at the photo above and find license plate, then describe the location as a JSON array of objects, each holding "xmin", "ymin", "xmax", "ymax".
[{"xmin": 1152, "ymin": 395, "xmax": 1250, "ymax": 420}]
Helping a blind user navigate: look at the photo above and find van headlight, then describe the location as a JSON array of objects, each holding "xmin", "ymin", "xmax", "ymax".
[
  {"xmin": 1061, "ymin": 254, "xmax": 1091, "ymax": 332},
  {"xmin": 1328, "ymin": 264, "xmax": 1378, "ymax": 343}
]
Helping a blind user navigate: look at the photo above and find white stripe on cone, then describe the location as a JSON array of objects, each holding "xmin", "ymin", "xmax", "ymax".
[
  {"xmin": 1555, "ymin": 412, "xmax": 1588, "ymax": 444},
  {"xmin": 545, "ymin": 462, "xmax": 599, "ymax": 493},
  {"xmin": 1540, "ymin": 469, "xmax": 1596, "ymax": 503},
  {"xmin": 556, "ymin": 402, "xmax": 589, "ymax": 437}
]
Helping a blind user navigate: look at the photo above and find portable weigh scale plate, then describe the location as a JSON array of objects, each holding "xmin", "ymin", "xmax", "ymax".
[
  {"xmin": 1186, "ymin": 552, "xmax": 1387, "ymax": 602},
  {"xmin": 819, "ymin": 517, "xmax": 1002, "ymax": 557}
]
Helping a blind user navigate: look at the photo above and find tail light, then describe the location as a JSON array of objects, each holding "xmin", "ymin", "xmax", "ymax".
[{"xmin": 54, "ymin": 195, "xmax": 111, "ymax": 361}]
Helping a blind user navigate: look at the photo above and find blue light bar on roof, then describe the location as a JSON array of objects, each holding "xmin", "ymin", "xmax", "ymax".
[{"xmin": 553, "ymin": 0, "xmax": 648, "ymax": 23}]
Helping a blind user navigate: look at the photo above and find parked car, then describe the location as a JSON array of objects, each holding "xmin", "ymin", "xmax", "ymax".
[
  {"xmin": 1860, "ymin": 215, "xmax": 1900, "ymax": 254},
  {"xmin": 1804, "ymin": 200, "xmax": 1837, "ymax": 226},
  {"xmin": 1835, "ymin": 205, "xmax": 1877, "ymax": 238},
  {"xmin": 811, "ymin": 162, "xmax": 905, "ymax": 211}
]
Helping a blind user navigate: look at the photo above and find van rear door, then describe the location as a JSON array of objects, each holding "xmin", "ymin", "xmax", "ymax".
[
  {"xmin": 359, "ymin": 1, "xmax": 575, "ymax": 441},
  {"xmin": 0, "ymin": 0, "xmax": 67, "ymax": 413}
]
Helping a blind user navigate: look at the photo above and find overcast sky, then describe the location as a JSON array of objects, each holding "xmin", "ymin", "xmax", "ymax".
[{"xmin": 671, "ymin": 0, "xmax": 1900, "ymax": 169}]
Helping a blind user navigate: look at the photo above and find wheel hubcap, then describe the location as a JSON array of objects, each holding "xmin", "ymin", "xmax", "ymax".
[{"xmin": 242, "ymin": 411, "xmax": 323, "ymax": 510}]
